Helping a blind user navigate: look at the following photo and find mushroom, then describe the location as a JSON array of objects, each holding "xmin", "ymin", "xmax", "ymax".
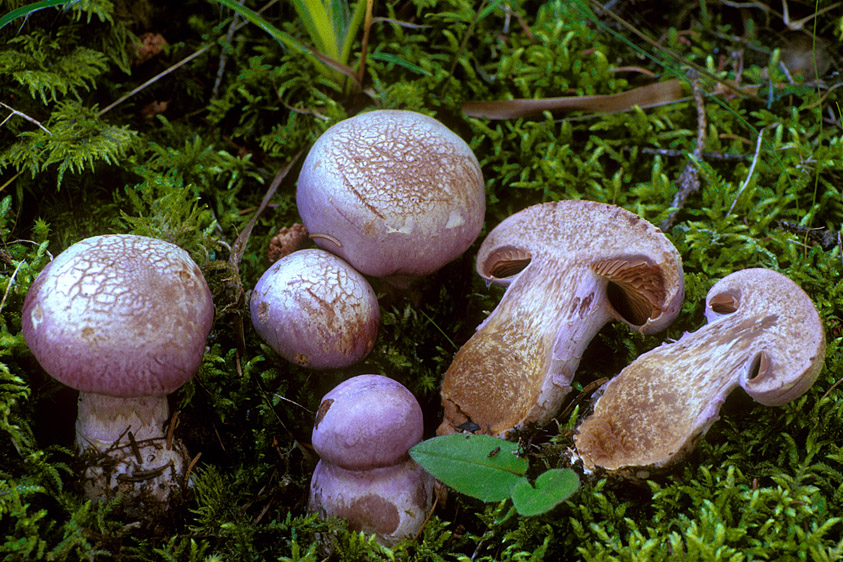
[
  {"xmin": 573, "ymin": 268, "xmax": 826, "ymax": 476},
  {"xmin": 438, "ymin": 200, "xmax": 684, "ymax": 438},
  {"xmin": 250, "ymin": 249, "xmax": 380, "ymax": 369},
  {"xmin": 21, "ymin": 234, "xmax": 214, "ymax": 507},
  {"xmin": 309, "ymin": 374, "xmax": 434, "ymax": 547},
  {"xmin": 296, "ymin": 110, "xmax": 485, "ymax": 282}
]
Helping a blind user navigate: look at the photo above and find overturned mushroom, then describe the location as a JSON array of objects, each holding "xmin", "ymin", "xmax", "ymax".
[
  {"xmin": 573, "ymin": 268, "xmax": 826, "ymax": 477},
  {"xmin": 438, "ymin": 200, "xmax": 684, "ymax": 438}
]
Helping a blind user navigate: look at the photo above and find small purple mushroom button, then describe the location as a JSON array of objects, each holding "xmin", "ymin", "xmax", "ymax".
[{"xmin": 309, "ymin": 375, "xmax": 434, "ymax": 546}]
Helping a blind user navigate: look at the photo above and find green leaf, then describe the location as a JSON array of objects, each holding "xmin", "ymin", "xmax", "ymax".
[
  {"xmin": 511, "ymin": 469, "xmax": 580, "ymax": 517},
  {"xmin": 409, "ymin": 434, "xmax": 528, "ymax": 502}
]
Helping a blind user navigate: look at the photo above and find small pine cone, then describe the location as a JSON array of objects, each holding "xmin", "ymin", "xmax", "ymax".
[{"xmin": 268, "ymin": 223, "xmax": 309, "ymax": 262}]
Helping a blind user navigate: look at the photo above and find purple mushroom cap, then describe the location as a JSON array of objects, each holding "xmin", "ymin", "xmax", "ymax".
[
  {"xmin": 22, "ymin": 235, "xmax": 214, "ymax": 397},
  {"xmin": 296, "ymin": 110, "xmax": 486, "ymax": 278},
  {"xmin": 312, "ymin": 374, "xmax": 423, "ymax": 470},
  {"xmin": 250, "ymin": 249, "xmax": 380, "ymax": 370}
]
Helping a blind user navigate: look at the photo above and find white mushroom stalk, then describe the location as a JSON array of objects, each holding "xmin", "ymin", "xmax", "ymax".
[
  {"xmin": 22, "ymin": 235, "xmax": 214, "ymax": 509},
  {"xmin": 573, "ymin": 268, "xmax": 826, "ymax": 477},
  {"xmin": 439, "ymin": 201, "xmax": 684, "ymax": 438}
]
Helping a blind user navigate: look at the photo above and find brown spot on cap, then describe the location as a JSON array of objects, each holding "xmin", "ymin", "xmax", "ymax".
[{"xmin": 314, "ymin": 398, "xmax": 334, "ymax": 430}]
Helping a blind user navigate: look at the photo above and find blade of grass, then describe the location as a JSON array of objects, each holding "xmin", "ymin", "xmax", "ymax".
[
  {"xmin": 210, "ymin": 0, "xmax": 356, "ymax": 85},
  {"xmin": 288, "ymin": 0, "xmax": 339, "ymax": 59},
  {"xmin": 0, "ymin": 0, "xmax": 74, "ymax": 29}
]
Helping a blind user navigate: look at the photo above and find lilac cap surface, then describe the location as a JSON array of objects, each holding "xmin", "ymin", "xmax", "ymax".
[
  {"xmin": 250, "ymin": 249, "xmax": 379, "ymax": 369},
  {"xmin": 22, "ymin": 234, "xmax": 214, "ymax": 397},
  {"xmin": 296, "ymin": 110, "xmax": 485, "ymax": 278},
  {"xmin": 312, "ymin": 375, "xmax": 423, "ymax": 470}
]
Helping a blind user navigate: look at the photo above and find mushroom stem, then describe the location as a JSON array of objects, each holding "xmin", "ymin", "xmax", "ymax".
[
  {"xmin": 437, "ymin": 201, "xmax": 684, "ymax": 440},
  {"xmin": 440, "ymin": 262, "xmax": 614, "ymax": 437},
  {"xmin": 573, "ymin": 314, "xmax": 776, "ymax": 472},
  {"xmin": 76, "ymin": 392, "xmax": 169, "ymax": 446},
  {"xmin": 75, "ymin": 392, "xmax": 188, "ymax": 504},
  {"xmin": 309, "ymin": 457, "xmax": 433, "ymax": 547},
  {"xmin": 572, "ymin": 268, "xmax": 826, "ymax": 476}
]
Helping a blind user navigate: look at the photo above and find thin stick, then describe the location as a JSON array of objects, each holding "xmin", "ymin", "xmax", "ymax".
[
  {"xmin": 184, "ymin": 452, "xmax": 203, "ymax": 487},
  {"xmin": 727, "ymin": 130, "xmax": 764, "ymax": 216},
  {"xmin": 212, "ymin": 0, "xmax": 245, "ymax": 99},
  {"xmin": 99, "ymin": 47, "xmax": 210, "ymax": 116},
  {"xmin": 356, "ymin": 0, "xmax": 374, "ymax": 88},
  {"xmin": 660, "ymin": 79, "xmax": 707, "ymax": 230},
  {"xmin": 0, "ymin": 102, "xmax": 52, "ymax": 134},
  {"xmin": 0, "ymin": 260, "xmax": 23, "ymax": 317},
  {"xmin": 99, "ymin": 0, "xmax": 280, "ymax": 116},
  {"xmin": 413, "ymin": 492, "xmax": 439, "ymax": 542}
]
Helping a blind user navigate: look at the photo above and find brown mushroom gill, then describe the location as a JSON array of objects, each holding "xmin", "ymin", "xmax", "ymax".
[
  {"xmin": 439, "ymin": 200, "xmax": 684, "ymax": 438},
  {"xmin": 573, "ymin": 268, "xmax": 826, "ymax": 475}
]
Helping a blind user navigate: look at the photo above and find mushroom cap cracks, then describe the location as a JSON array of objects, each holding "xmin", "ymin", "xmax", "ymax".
[
  {"xmin": 573, "ymin": 268, "xmax": 826, "ymax": 475},
  {"xmin": 22, "ymin": 235, "xmax": 214, "ymax": 398},
  {"xmin": 250, "ymin": 249, "xmax": 380, "ymax": 370},
  {"xmin": 296, "ymin": 109, "xmax": 486, "ymax": 278}
]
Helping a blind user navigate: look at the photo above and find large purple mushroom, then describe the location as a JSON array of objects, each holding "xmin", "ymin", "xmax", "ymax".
[
  {"xmin": 21, "ymin": 234, "xmax": 214, "ymax": 508},
  {"xmin": 296, "ymin": 110, "xmax": 485, "ymax": 282},
  {"xmin": 309, "ymin": 375, "xmax": 434, "ymax": 546},
  {"xmin": 250, "ymin": 249, "xmax": 379, "ymax": 369}
]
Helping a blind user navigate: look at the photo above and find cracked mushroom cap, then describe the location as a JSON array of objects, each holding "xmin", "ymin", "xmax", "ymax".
[
  {"xmin": 573, "ymin": 268, "xmax": 826, "ymax": 475},
  {"xmin": 296, "ymin": 109, "xmax": 485, "ymax": 279},
  {"xmin": 439, "ymin": 200, "xmax": 684, "ymax": 437},
  {"xmin": 22, "ymin": 235, "xmax": 214, "ymax": 398},
  {"xmin": 250, "ymin": 249, "xmax": 379, "ymax": 370}
]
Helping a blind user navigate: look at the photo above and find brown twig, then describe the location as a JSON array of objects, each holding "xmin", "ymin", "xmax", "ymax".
[
  {"xmin": 660, "ymin": 78, "xmax": 707, "ymax": 231},
  {"xmin": 774, "ymin": 221, "xmax": 842, "ymax": 251},
  {"xmin": 554, "ymin": 377, "xmax": 609, "ymax": 427},
  {"xmin": 184, "ymin": 452, "xmax": 203, "ymax": 487},
  {"xmin": 356, "ymin": 0, "xmax": 375, "ymax": 89},
  {"xmin": 227, "ymin": 153, "xmax": 301, "ymax": 354},
  {"xmin": 166, "ymin": 410, "xmax": 179, "ymax": 451},
  {"xmin": 413, "ymin": 492, "xmax": 439, "ymax": 542}
]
